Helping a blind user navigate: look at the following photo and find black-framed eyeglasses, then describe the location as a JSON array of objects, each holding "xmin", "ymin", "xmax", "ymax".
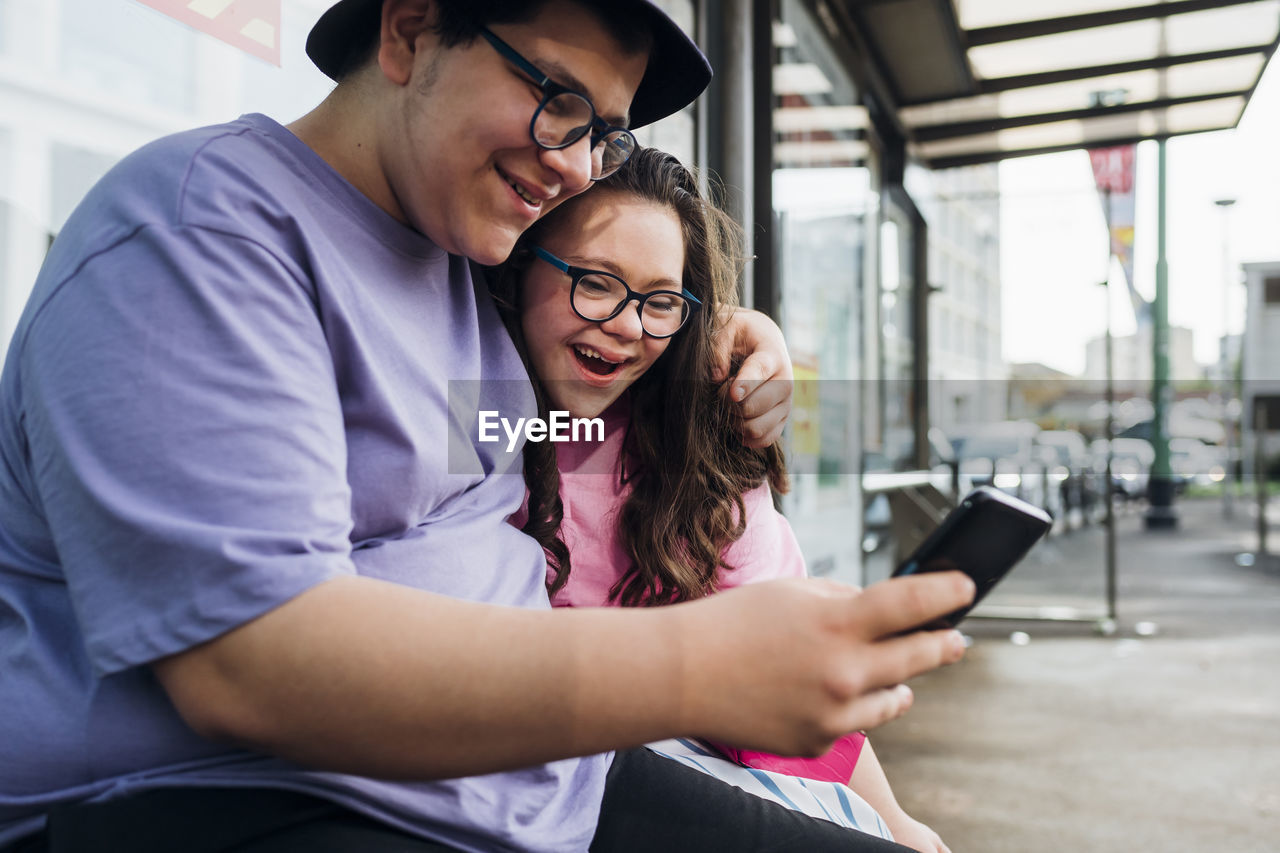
[
  {"xmin": 480, "ymin": 27, "xmax": 637, "ymax": 181},
  {"xmin": 533, "ymin": 247, "xmax": 700, "ymax": 338}
]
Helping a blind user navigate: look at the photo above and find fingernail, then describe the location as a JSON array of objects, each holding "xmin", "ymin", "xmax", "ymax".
[
  {"xmin": 733, "ymin": 384, "xmax": 746, "ymax": 401},
  {"xmin": 948, "ymin": 631, "xmax": 968, "ymax": 656}
]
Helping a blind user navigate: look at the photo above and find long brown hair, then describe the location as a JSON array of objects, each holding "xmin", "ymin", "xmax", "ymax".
[{"xmin": 490, "ymin": 147, "xmax": 787, "ymax": 605}]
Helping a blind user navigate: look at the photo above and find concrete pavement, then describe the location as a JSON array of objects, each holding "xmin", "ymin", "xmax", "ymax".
[{"xmin": 871, "ymin": 496, "xmax": 1280, "ymax": 853}]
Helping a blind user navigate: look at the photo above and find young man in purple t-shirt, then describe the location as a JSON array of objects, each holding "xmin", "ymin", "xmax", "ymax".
[{"xmin": 0, "ymin": 2, "xmax": 974, "ymax": 850}]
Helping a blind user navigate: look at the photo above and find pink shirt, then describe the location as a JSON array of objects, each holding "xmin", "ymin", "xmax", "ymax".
[{"xmin": 543, "ymin": 402, "xmax": 806, "ymax": 607}]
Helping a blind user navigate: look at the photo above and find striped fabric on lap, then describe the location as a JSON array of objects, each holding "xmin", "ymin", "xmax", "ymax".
[{"xmin": 644, "ymin": 738, "xmax": 894, "ymax": 840}]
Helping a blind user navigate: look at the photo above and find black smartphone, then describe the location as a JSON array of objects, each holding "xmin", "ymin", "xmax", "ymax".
[{"xmin": 891, "ymin": 486, "xmax": 1052, "ymax": 628}]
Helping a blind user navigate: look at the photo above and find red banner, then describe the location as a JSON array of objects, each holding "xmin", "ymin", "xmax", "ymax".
[
  {"xmin": 137, "ymin": 0, "xmax": 281, "ymax": 65},
  {"xmin": 1089, "ymin": 144, "xmax": 1148, "ymax": 326},
  {"xmin": 1089, "ymin": 145, "xmax": 1135, "ymax": 195}
]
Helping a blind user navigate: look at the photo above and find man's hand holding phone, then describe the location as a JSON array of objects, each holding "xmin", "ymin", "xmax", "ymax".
[
  {"xmin": 891, "ymin": 486, "xmax": 1052, "ymax": 629},
  {"xmin": 671, "ymin": 570, "xmax": 975, "ymax": 758}
]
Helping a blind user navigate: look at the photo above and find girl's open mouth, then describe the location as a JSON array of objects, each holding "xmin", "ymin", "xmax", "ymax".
[{"xmin": 573, "ymin": 345, "xmax": 622, "ymax": 376}]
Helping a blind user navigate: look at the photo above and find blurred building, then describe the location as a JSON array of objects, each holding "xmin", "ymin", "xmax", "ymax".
[
  {"xmin": 913, "ymin": 163, "xmax": 1008, "ymax": 430},
  {"xmin": 1083, "ymin": 325, "xmax": 1200, "ymax": 383},
  {"xmin": 1006, "ymin": 361, "xmax": 1074, "ymax": 424},
  {"xmin": 1214, "ymin": 333, "xmax": 1245, "ymax": 383},
  {"xmin": 1241, "ymin": 260, "xmax": 1280, "ymax": 472}
]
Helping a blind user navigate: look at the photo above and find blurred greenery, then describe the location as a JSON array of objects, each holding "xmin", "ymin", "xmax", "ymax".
[{"xmin": 1183, "ymin": 480, "xmax": 1279, "ymax": 499}]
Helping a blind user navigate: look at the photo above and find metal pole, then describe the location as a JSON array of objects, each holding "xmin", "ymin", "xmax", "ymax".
[
  {"xmin": 1105, "ymin": 290, "xmax": 1118, "ymax": 620},
  {"xmin": 1259, "ymin": 405, "xmax": 1270, "ymax": 558},
  {"xmin": 1215, "ymin": 198, "xmax": 1237, "ymax": 518},
  {"xmin": 703, "ymin": 0, "xmax": 755, "ymax": 306},
  {"xmin": 1102, "ymin": 187, "xmax": 1118, "ymax": 622},
  {"xmin": 751, "ymin": 0, "xmax": 777, "ymax": 318},
  {"xmin": 1145, "ymin": 138, "xmax": 1178, "ymax": 529}
]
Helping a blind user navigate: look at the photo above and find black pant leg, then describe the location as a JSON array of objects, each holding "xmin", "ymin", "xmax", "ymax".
[
  {"xmin": 33, "ymin": 787, "xmax": 459, "ymax": 853},
  {"xmin": 0, "ymin": 832, "xmax": 48, "ymax": 853},
  {"xmin": 591, "ymin": 748, "xmax": 916, "ymax": 853}
]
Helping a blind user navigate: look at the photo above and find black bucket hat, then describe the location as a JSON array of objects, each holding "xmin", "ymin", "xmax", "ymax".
[{"xmin": 305, "ymin": 0, "xmax": 712, "ymax": 130}]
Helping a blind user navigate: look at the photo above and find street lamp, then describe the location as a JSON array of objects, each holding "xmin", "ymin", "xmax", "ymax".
[{"xmin": 1215, "ymin": 197, "xmax": 1237, "ymax": 518}]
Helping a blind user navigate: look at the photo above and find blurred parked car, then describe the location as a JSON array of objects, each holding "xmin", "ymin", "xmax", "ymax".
[
  {"xmin": 862, "ymin": 428, "xmax": 969, "ymax": 556},
  {"xmin": 1169, "ymin": 438, "xmax": 1226, "ymax": 492},
  {"xmin": 947, "ymin": 421, "xmax": 1060, "ymax": 517},
  {"xmin": 874, "ymin": 427, "xmax": 966, "ymax": 494},
  {"xmin": 1036, "ymin": 429, "xmax": 1096, "ymax": 516},
  {"xmin": 1117, "ymin": 410, "xmax": 1225, "ymax": 448},
  {"xmin": 1091, "ymin": 437, "xmax": 1155, "ymax": 500}
]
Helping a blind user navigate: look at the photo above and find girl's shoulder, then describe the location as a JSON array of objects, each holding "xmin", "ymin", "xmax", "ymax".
[{"xmin": 717, "ymin": 483, "xmax": 807, "ymax": 589}]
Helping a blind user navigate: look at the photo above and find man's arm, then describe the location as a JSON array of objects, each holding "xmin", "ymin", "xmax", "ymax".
[
  {"xmin": 713, "ymin": 307, "xmax": 793, "ymax": 448},
  {"xmin": 154, "ymin": 572, "xmax": 973, "ymax": 780}
]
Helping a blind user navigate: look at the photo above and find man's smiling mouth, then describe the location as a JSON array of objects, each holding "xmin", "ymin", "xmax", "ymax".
[{"xmin": 501, "ymin": 171, "xmax": 542, "ymax": 207}]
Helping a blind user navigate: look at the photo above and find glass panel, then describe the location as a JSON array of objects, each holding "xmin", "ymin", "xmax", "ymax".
[
  {"xmin": 0, "ymin": 0, "xmax": 43, "ymax": 64},
  {"xmin": 774, "ymin": 139, "xmax": 869, "ymax": 166},
  {"xmin": 773, "ymin": 0, "xmax": 873, "ymax": 584},
  {"xmin": 0, "ymin": 127, "xmax": 43, "ymax": 351},
  {"xmin": 773, "ymin": 0, "xmax": 867, "ymax": 485},
  {"xmin": 0, "ymin": 125, "xmax": 9, "ymax": 200},
  {"xmin": 917, "ymin": 120, "xmax": 1087, "ymax": 160},
  {"xmin": 774, "ymin": 104, "xmax": 869, "ymax": 134},
  {"xmin": 773, "ymin": 0, "xmax": 864, "ymax": 170},
  {"xmin": 632, "ymin": 109, "xmax": 696, "ymax": 167},
  {"xmin": 902, "ymin": 55, "xmax": 1264, "ymax": 129},
  {"xmin": 905, "ymin": 71, "xmax": 1159, "ymax": 127},
  {"xmin": 914, "ymin": 96, "xmax": 1248, "ymax": 162},
  {"xmin": 48, "ymin": 143, "xmax": 116, "ymax": 234},
  {"xmin": 629, "ymin": 0, "xmax": 696, "ymax": 163},
  {"xmin": 968, "ymin": 3, "xmax": 1279, "ymax": 80},
  {"xmin": 1164, "ymin": 96, "xmax": 1248, "ymax": 133},
  {"xmin": 1167, "ymin": 3, "xmax": 1280, "ymax": 55},
  {"xmin": 878, "ymin": 212, "xmax": 916, "ymax": 471},
  {"xmin": 0, "ymin": 198, "xmax": 9, "ymax": 345},
  {"xmin": 1166, "ymin": 55, "xmax": 1267, "ymax": 98},
  {"xmin": 910, "ymin": 162, "xmax": 1006, "ymax": 436},
  {"xmin": 955, "ymin": 0, "xmax": 1152, "ymax": 30},
  {"xmin": 901, "ymin": 95, "xmax": 1000, "ymax": 128},
  {"xmin": 237, "ymin": 2, "xmax": 339, "ymax": 124},
  {"xmin": 0, "ymin": 126, "xmax": 9, "ymax": 338},
  {"xmin": 992, "ymin": 70, "xmax": 1148, "ymax": 118},
  {"xmin": 59, "ymin": 0, "xmax": 197, "ymax": 113},
  {"xmin": 777, "ymin": 174, "xmax": 865, "ymax": 480},
  {"xmin": 774, "ymin": 62, "xmax": 835, "ymax": 95},
  {"xmin": 969, "ymin": 21, "xmax": 1159, "ymax": 79},
  {"xmin": 0, "ymin": 0, "xmax": 349, "ymax": 362}
]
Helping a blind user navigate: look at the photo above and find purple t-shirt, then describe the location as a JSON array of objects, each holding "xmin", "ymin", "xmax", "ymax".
[{"xmin": 0, "ymin": 114, "xmax": 608, "ymax": 852}]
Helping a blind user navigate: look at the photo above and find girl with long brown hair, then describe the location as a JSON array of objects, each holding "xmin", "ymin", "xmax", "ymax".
[{"xmin": 491, "ymin": 147, "xmax": 946, "ymax": 851}]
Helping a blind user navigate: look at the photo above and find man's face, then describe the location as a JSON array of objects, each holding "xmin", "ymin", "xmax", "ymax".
[{"xmin": 382, "ymin": 0, "xmax": 649, "ymax": 266}]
